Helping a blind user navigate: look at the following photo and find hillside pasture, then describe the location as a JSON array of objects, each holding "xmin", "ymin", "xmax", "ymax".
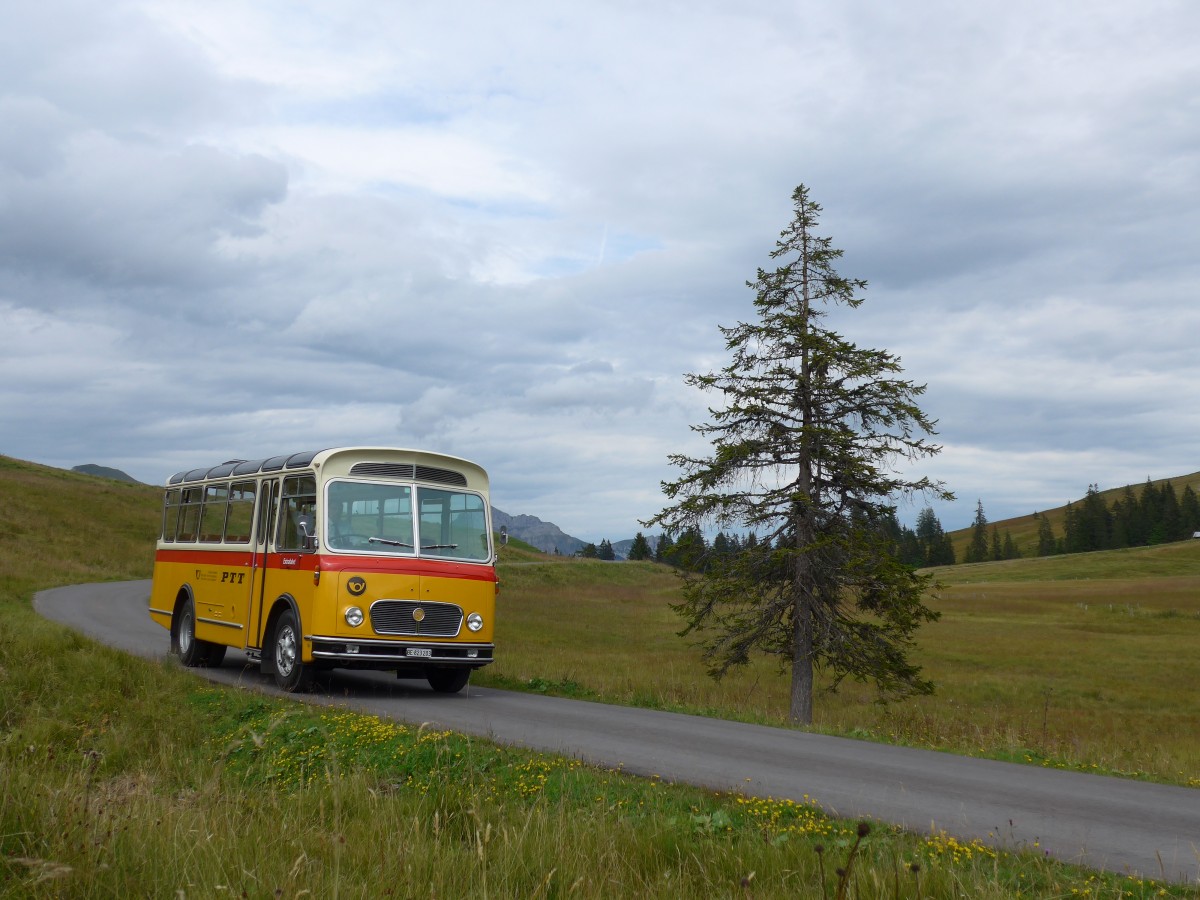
[{"xmin": 949, "ymin": 471, "xmax": 1200, "ymax": 561}]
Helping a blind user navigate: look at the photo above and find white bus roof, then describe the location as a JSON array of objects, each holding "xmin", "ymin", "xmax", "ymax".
[{"xmin": 165, "ymin": 447, "xmax": 489, "ymax": 493}]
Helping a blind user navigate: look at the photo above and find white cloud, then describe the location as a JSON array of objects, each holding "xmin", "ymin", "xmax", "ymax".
[{"xmin": 2, "ymin": 0, "xmax": 1199, "ymax": 540}]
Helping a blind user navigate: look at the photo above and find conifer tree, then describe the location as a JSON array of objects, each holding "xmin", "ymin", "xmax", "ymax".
[
  {"xmin": 672, "ymin": 526, "xmax": 708, "ymax": 571},
  {"xmin": 1160, "ymin": 483, "xmax": 1182, "ymax": 542},
  {"xmin": 1139, "ymin": 480, "xmax": 1163, "ymax": 544},
  {"xmin": 1002, "ymin": 530, "xmax": 1020, "ymax": 560},
  {"xmin": 914, "ymin": 507, "xmax": 940, "ymax": 567},
  {"xmin": 1036, "ymin": 513, "xmax": 1057, "ymax": 557},
  {"xmin": 645, "ymin": 184, "xmax": 949, "ymax": 724},
  {"xmin": 1181, "ymin": 485, "xmax": 1200, "ymax": 536},
  {"xmin": 654, "ymin": 532, "xmax": 674, "ymax": 563},
  {"xmin": 938, "ymin": 533, "xmax": 956, "ymax": 566},
  {"xmin": 711, "ymin": 532, "xmax": 732, "ymax": 558},
  {"xmin": 965, "ymin": 500, "xmax": 989, "ymax": 563},
  {"xmin": 628, "ymin": 532, "xmax": 653, "ymax": 561}
]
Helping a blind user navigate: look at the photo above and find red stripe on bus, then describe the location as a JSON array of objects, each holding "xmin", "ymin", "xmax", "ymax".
[
  {"xmin": 155, "ymin": 548, "xmax": 255, "ymax": 566},
  {"xmin": 153, "ymin": 548, "xmax": 496, "ymax": 582}
]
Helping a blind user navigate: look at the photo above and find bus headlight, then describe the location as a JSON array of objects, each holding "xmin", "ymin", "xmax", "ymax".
[
  {"xmin": 345, "ymin": 606, "xmax": 364, "ymax": 627},
  {"xmin": 466, "ymin": 612, "xmax": 484, "ymax": 632}
]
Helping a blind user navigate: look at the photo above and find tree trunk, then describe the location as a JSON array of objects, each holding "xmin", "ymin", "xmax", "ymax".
[
  {"xmin": 789, "ymin": 592, "xmax": 814, "ymax": 724},
  {"xmin": 788, "ymin": 210, "xmax": 816, "ymax": 726},
  {"xmin": 789, "ymin": 500, "xmax": 815, "ymax": 724}
]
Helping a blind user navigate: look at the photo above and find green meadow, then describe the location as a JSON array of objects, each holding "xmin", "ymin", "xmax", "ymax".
[
  {"xmin": 1, "ymin": 454, "xmax": 1197, "ymax": 897},
  {"xmin": 481, "ymin": 541, "xmax": 1200, "ymax": 786}
]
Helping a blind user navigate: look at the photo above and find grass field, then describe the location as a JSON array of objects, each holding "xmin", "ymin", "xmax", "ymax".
[
  {"xmin": 480, "ymin": 540, "xmax": 1200, "ymax": 787},
  {"xmin": 1, "ymin": 454, "xmax": 1197, "ymax": 897}
]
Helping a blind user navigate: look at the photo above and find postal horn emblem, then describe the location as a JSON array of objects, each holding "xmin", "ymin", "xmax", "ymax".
[{"xmin": 346, "ymin": 576, "xmax": 367, "ymax": 596}]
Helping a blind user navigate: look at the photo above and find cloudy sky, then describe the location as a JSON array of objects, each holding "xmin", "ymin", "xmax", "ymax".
[{"xmin": 3, "ymin": 0, "xmax": 1198, "ymax": 542}]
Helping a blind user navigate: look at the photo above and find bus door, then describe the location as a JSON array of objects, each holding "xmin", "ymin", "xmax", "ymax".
[{"xmin": 245, "ymin": 477, "xmax": 280, "ymax": 651}]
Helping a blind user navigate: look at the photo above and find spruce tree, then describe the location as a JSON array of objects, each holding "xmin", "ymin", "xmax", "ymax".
[
  {"xmin": 654, "ymin": 532, "xmax": 674, "ymax": 563},
  {"xmin": 1160, "ymin": 483, "xmax": 1182, "ymax": 542},
  {"xmin": 914, "ymin": 507, "xmax": 944, "ymax": 567},
  {"xmin": 1036, "ymin": 513, "xmax": 1057, "ymax": 557},
  {"xmin": 937, "ymin": 533, "xmax": 956, "ymax": 566},
  {"xmin": 672, "ymin": 526, "xmax": 708, "ymax": 571},
  {"xmin": 645, "ymin": 184, "xmax": 949, "ymax": 724},
  {"xmin": 628, "ymin": 532, "xmax": 653, "ymax": 561},
  {"xmin": 1180, "ymin": 486, "xmax": 1200, "ymax": 536},
  {"xmin": 1002, "ymin": 530, "xmax": 1020, "ymax": 560},
  {"xmin": 1139, "ymin": 480, "xmax": 1164, "ymax": 544},
  {"xmin": 965, "ymin": 500, "xmax": 989, "ymax": 563}
]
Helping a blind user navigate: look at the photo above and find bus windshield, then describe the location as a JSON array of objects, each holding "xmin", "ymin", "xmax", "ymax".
[{"xmin": 325, "ymin": 480, "xmax": 491, "ymax": 562}]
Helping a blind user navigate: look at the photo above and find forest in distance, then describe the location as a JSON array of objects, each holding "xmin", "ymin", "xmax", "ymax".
[{"xmin": 583, "ymin": 474, "xmax": 1200, "ymax": 571}]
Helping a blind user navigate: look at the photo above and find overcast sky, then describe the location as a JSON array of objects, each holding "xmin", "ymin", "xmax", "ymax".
[{"xmin": 2, "ymin": 0, "xmax": 1198, "ymax": 541}]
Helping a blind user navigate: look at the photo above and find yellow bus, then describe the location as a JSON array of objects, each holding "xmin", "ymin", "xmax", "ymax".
[{"xmin": 148, "ymin": 447, "xmax": 496, "ymax": 693}]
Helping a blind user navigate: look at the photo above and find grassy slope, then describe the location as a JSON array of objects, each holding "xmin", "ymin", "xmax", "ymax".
[
  {"xmin": 1, "ymin": 454, "xmax": 1196, "ymax": 897},
  {"xmin": 0, "ymin": 454, "xmax": 161, "ymax": 596},
  {"xmin": 948, "ymin": 471, "xmax": 1200, "ymax": 560}
]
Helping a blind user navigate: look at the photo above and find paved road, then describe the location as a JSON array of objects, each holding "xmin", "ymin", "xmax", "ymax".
[{"xmin": 35, "ymin": 580, "xmax": 1200, "ymax": 884}]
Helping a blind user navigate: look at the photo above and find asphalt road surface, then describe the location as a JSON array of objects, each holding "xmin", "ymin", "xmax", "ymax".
[{"xmin": 34, "ymin": 580, "xmax": 1200, "ymax": 884}]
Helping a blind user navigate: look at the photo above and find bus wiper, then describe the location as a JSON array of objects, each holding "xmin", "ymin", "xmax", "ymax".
[
  {"xmin": 421, "ymin": 543, "xmax": 458, "ymax": 550},
  {"xmin": 368, "ymin": 537, "xmax": 413, "ymax": 547}
]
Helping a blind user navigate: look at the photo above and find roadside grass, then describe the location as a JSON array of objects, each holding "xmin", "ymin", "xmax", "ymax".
[
  {"xmin": 1, "ymin": 455, "xmax": 1197, "ymax": 896},
  {"xmin": 3, "ymin": 610, "xmax": 1188, "ymax": 898}
]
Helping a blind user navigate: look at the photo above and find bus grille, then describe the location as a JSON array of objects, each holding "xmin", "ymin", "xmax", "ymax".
[{"xmin": 370, "ymin": 600, "xmax": 463, "ymax": 637}]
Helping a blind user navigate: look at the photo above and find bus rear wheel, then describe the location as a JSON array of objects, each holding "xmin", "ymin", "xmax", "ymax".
[
  {"xmin": 172, "ymin": 597, "xmax": 226, "ymax": 667},
  {"xmin": 270, "ymin": 609, "xmax": 311, "ymax": 692},
  {"xmin": 426, "ymin": 666, "xmax": 470, "ymax": 694}
]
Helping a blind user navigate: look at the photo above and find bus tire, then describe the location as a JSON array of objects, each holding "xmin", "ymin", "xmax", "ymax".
[
  {"xmin": 425, "ymin": 666, "xmax": 470, "ymax": 694},
  {"xmin": 203, "ymin": 644, "xmax": 227, "ymax": 667},
  {"xmin": 271, "ymin": 609, "xmax": 311, "ymax": 692},
  {"xmin": 172, "ymin": 596, "xmax": 221, "ymax": 667}
]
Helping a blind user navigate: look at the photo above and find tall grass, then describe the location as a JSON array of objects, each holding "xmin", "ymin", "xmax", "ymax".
[{"xmin": 1, "ymin": 455, "xmax": 1196, "ymax": 896}]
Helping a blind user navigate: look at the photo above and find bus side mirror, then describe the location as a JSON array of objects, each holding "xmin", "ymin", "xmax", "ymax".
[{"xmin": 298, "ymin": 519, "xmax": 318, "ymax": 550}]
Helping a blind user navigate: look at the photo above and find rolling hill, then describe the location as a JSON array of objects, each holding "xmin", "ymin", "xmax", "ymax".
[{"xmin": 946, "ymin": 470, "xmax": 1200, "ymax": 560}]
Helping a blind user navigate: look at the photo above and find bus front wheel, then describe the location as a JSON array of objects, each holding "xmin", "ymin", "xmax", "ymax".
[
  {"xmin": 270, "ymin": 609, "xmax": 311, "ymax": 692},
  {"xmin": 426, "ymin": 666, "xmax": 470, "ymax": 694}
]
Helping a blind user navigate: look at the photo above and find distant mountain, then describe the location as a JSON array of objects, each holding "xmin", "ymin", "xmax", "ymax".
[
  {"xmin": 491, "ymin": 508, "xmax": 587, "ymax": 557},
  {"xmin": 73, "ymin": 464, "xmax": 141, "ymax": 484}
]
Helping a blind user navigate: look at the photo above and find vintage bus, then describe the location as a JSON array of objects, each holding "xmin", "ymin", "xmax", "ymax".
[{"xmin": 148, "ymin": 447, "xmax": 496, "ymax": 693}]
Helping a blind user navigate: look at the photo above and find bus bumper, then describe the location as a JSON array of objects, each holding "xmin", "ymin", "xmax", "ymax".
[{"xmin": 307, "ymin": 635, "xmax": 494, "ymax": 668}]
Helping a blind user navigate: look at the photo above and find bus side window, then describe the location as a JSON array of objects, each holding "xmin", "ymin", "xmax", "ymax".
[
  {"xmin": 176, "ymin": 488, "xmax": 203, "ymax": 542},
  {"xmin": 257, "ymin": 480, "xmax": 279, "ymax": 547},
  {"xmin": 278, "ymin": 475, "xmax": 318, "ymax": 551},
  {"xmin": 224, "ymin": 481, "xmax": 256, "ymax": 543},
  {"xmin": 198, "ymin": 484, "xmax": 230, "ymax": 543},
  {"xmin": 161, "ymin": 489, "xmax": 180, "ymax": 542}
]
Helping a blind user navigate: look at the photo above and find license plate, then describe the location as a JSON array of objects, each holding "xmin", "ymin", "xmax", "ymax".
[{"xmin": 406, "ymin": 648, "xmax": 432, "ymax": 658}]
